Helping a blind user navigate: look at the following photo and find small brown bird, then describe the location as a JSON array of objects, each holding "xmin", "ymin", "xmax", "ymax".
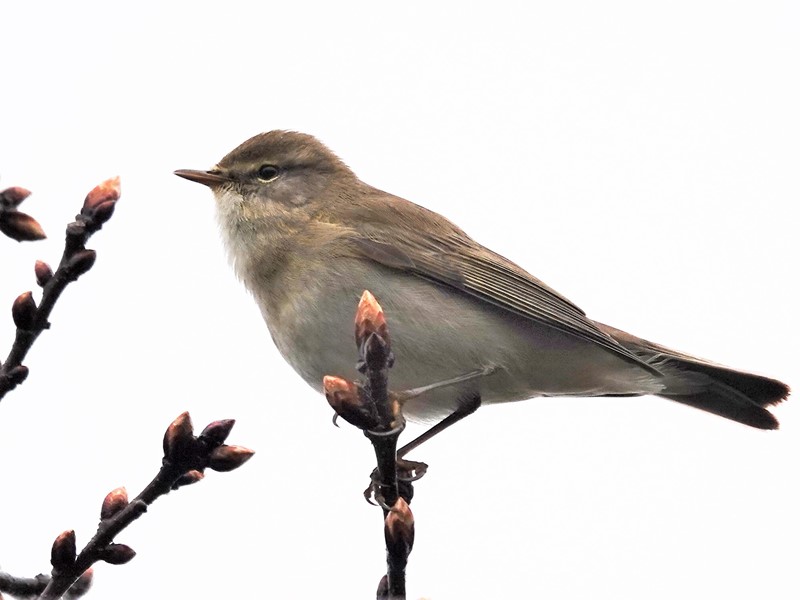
[{"xmin": 176, "ymin": 131, "xmax": 789, "ymax": 430}]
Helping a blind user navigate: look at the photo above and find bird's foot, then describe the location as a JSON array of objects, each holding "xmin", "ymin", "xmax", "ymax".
[{"xmin": 363, "ymin": 458, "xmax": 428, "ymax": 507}]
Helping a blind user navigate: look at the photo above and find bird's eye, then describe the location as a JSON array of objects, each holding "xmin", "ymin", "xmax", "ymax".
[{"xmin": 256, "ymin": 164, "xmax": 280, "ymax": 182}]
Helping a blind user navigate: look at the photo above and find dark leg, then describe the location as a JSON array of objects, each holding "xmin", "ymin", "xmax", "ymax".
[{"xmin": 397, "ymin": 394, "xmax": 481, "ymax": 459}]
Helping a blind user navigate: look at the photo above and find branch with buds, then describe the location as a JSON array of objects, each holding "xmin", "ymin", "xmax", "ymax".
[
  {"xmin": 0, "ymin": 412, "xmax": 254, "ymax": 600},
  {"xmin": 0, "ymin": 178, "xmax": 120, "ymax": 401},
  {"xmin": 324, "ymin": 291, "xmax": 416, "ymax": 600},
  {"xmin": 0, "ymin": 569, "xmax": 93, "ymax": 600}
]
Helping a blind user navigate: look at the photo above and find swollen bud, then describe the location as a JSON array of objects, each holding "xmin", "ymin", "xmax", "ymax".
[
  {"xmin": 7, "ymin": 365, "xmax": 29, "ymax": 385},
  {"xmin": 65, "ymin": 249, "xmax": 97, "ymax": 279},
  {"xmin": 100, "ymin": 486, "xmax": 129, "ymax": 520},
  {"xmin": 0, "ymin": 211, "xmax": 47, "ymax": 241},
  {"xmin": 323, "ymin": 375, "xmax": 358, "ymax": 405},
  {"xmin": 82, "ymin": 177, "xmax": 121, "ymax": 213},
  {"xmin": 207, "ymin": 445, "xmax": 255, "ymax": 472},
  {"xmin": 99, "ymin": 543, "xmax": 136, "ymax": 565},
  {"xmin": 51, "ymin": 530, "xmax": 77, "ymax": 571},
  {"xmin": 323, "ymin": 375, "xmax": 378, "ymax": 430},
  {"xmin": 199, "ymin": 419, "xmax": 236, "ymax": 447},
  {"xmin": 384, "ymin": 497, "xmax": 415, "ymax": 556},
  {"xmin": 91, "ymin": 200, "xmax": 116, "ymax": 225},
  {"xmin": 163, "ymin": 411, "xmax": 195, "ymax": 462},
  {"xmin": 0, "ymin": 186, "xmax": 32, "ymax": 207},
  {"xmin": 65, "ymin": 567, "xmax": 94, "ymax": 599},
  {"xmin": 12, "ymin": 291, "xmax": 37, "ymax": 330},
  {"xmin": 173, "ymin": 469, "xmax": 205, "ymax": 489},
  {"xmin": 376, "ymin": 575, "xmax": 389, "ymax": 600},
  {"xmin": 354, "ymin": 290, "xmax": 390, "ymax": 349},
  {"xmin": 35, "ymin": 260, "xmax": 54, "ymax": 287}
]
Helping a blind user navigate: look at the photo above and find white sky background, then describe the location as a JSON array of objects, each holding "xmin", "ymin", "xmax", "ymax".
[{"xmin": 1, "ymin": 2, "xmax": 798, "ymax": 599}]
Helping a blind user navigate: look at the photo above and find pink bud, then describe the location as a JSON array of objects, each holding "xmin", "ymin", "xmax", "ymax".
[
  {"xmin": 384, "ymin": 497, "xmax": 414, "ymax": 554},
  {"xmin": 65, "ymin": 249, "xmax": 96, "ymax": 279},
  {"xmin": 67, "ymin": 567, "xmax": 94, "ymax": 598},
  {"xmin": 51, "ymin": 530, "xmax": 77, "ymax": 571},
  {"xmin": 100, "ymin": 487, "xmax": 129, "ymax": 520},
  {"xmin": 12, "ymin": 291, "xmax": 37, "ymax": 330},
  {"xmin": 83, "ymin": 176, "xmax": 121, "ymax": 212},
  {"xmin": 100, "ymin": 543, "xmax": 136, "ymax": 565},
  {"xmin": 35, "ymin": 260, "xmax": 54, "ymax": 287},
  {"xmin": 0, "ymin": 211, "xmax": 47, "ymax": 241},
  {"xmin": 323, "ymin": 375, "xmax": 378, "ymax": 430},
  {"xmin": 355, "ymin": 290, "xmax": 389, "ymax": 348},
  {"xmin": 207, "ymin": 445, "xmax": 255, "ymax": 472},
  {"xmin": 173, "ymin": 469, "xmax": 205, "ymax": 489},
  {"xmin": 0, "ymin": 186, "xmax": 32, "ymax": 207},
  {"xmin": 163, "ymin": 411, "xmax": 195, "ymax": 461},
  {"xmin": 199, "ymin": 419, "xmax": 236, "ymax": 446}
]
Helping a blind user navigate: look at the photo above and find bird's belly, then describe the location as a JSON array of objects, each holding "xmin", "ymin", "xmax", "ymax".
[{"xmin": 258, "ymin": 260, "xmax": 663, "ymax": 421}]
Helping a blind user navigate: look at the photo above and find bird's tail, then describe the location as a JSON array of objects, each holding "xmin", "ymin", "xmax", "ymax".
[{"xmin": 596, "ymin": 323, "xmax": 790, "ymax": 430}]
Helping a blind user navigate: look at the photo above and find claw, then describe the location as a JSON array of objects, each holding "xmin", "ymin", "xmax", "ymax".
[
  {"xmin": 363, "ymin": 468, "xmax": 395, "ymax": 510},
  {"xmin": 397, "ymin": 459, "xmax": 428, "ymax": 482},
  {"xmin": 365, "ymin": 423, "xmax": 406, "ymax": 439},
  {"xmin": 363, "ymin": 458, "xmax": 427, "ymax": 506},
  {"xmin": 363, "ymin": 483, "xmax": 379, "ymax": 506}
]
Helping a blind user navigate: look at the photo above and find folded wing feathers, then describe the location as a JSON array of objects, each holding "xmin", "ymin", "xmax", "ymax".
[{"xmin": 354, "ymin": 233, "xmax": 659, "ymax": 374}]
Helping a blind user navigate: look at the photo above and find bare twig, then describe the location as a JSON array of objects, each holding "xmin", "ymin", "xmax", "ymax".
[
  {"xmin": 0, "ymin": 413, "xmax": 252, "ymax": 600},
  {"xmin": 20, "ymin": 412, "xmax": 253, "ymax": 600},
  {"xmin": 324, "ymin": 290, "xmax": 415, "ymax": 600},
  {"xmin": 0, "ymin": 569, "xmax": 93, "ymax": 599},
  {"xmin": 384, "ymin": 498, "xmax": 414, "ymax": 600},
  {"xmin": 0, "ymin": 178, "xmax": 120, "ymax": 401},
  {"xmin": 1, "ymin": 179, "xmax": 255, "ymax": 600}
]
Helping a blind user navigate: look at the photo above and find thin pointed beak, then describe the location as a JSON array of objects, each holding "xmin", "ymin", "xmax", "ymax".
[{"xmin": 174, "ymin": 169, "xmax": 231, "ymax": 187}]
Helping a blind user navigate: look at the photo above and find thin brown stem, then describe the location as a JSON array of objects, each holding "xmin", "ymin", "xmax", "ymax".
[
  {"xmin": 0, "ymin": 178, "xmax": 120, "ymax": 401},
  {"xmin": 350, "ymin": 292, "xmax": 414, "ymax": 599},
  {"xmin": 0, "ymin": 569, "xmax": 92, "ymax": 599},
  {"xmin": 0, "ymin": 572, "xmax": 50, "ymax": 598},
  {"xmin": 0, "ymin": 412, "xmax": 252, "ymax": 600},
  {"xmin": 37, "ymin": 461, "xmax": 181, "ymax": 600}
]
